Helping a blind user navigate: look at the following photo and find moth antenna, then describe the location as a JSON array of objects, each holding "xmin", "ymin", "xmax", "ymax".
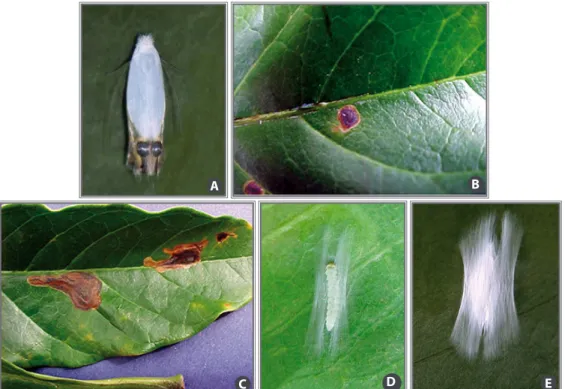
[
  {"xmin": 161, "ymin": 58, "xmax": 182, "ymax": 73},
  {"xmin": 105, "ymin": 34, "xmax": 139, "ymax": 75},
  {"xmin": 105, "ymin": 58, "xmax": 131, "ymax": 76}
]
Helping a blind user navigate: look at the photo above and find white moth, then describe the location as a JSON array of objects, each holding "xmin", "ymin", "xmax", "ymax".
[
  {"xmin": 126, "ymin": 34, "xmax": 166, "ymax": 176},
  {"xmin": 306, "ymin": 228, "xmax": 351, "ymax": 359},
  {"xmin": 451, "ymin": 211, "xmax": 523, "ymax": 360}
]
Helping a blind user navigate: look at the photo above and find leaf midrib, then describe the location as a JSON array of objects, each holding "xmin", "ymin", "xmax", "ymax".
[
  {"xmin": 235, "ymin": 71, "xmax": 485, "ymax": 124},
  {"xmin": 2, "ymin": 256, "xmax": 252, "ymax": 276}
]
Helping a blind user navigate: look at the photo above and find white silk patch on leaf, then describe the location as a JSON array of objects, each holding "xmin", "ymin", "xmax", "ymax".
[
  {"xmin": 306, "ymin": 228, "xmax": 351, "ymax": 360},
  {"xmin": 451, "ymin": 211, "xmax": 523, "ymax": 360}
]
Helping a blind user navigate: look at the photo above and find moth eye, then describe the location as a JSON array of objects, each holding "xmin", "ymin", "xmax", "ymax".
[
  {"xmin": 136, "ymin": 141, "xmax": 150, "ymax": 157},
  {"xmin": 151, "ymin": 141, "xmax": 163, "ymax": 157}
]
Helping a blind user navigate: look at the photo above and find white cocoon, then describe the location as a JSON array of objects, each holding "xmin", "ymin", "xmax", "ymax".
[{"xmin": 451, "ymin": 211, "xmax": 523, "ymax": 360}]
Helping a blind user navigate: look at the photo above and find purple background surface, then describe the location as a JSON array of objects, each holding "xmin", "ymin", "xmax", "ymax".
[{"xmin": 35, "ymin": 203, "xmax": 254, "ymax": 389}]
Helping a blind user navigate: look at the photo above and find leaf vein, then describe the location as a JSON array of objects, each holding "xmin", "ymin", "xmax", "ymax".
[
  {"xmin": 24, "ymin": 209, "xmax": 139, "ymax": 271},
  {"xmin": 2, "ymin": 292, "xmax": 98, "ymax": 358},
  {"xmin": 316, "ymin": 5, "xmax": 384, "ymax": 101},
  {"xmin": 234, "ymin": 5, "xmax": 304, "ymax": 96}
]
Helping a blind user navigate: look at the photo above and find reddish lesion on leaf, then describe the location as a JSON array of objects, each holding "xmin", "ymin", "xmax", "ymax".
[
  {"xmin": 216, "ymin": 231, "xmax": 237, "ymax": 244},
  {"xmin": 243, "ymin": 180, "xmax": 264, "ymax": 195},
  {"xmin": 333, "ymin": 104, "xmax": 361, "ymax": 133},
  {"xmin": 144, "ymin": 239, "xmax": 209, "ymax": 273},
  {"xmin": 27, "ymin": 272, "xmax": 102, "ymax": 311}
]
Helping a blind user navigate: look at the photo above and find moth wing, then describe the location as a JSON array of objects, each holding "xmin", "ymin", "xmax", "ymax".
[{"xmin": 126, "ymin": 37, "xmax": 166, "ymax": 140}]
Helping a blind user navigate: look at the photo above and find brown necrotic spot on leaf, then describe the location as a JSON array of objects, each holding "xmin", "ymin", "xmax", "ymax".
[
  {"xmin": 216, "ymin": 231, "xmax": 237, "ymax": 243},
  {"xmin": 27, "ymin": 272, "xmax": 102, "ymax": 311},
  {"xmin": 335, "ymin": 105, "xmax": 361, "ymax": 133},
  {"xmin": 144, "ymin": 239, "xmax": 209, "ymax": 273},
  {"xmin": 243, "ymin": 180, "xmax": 264, "ymax": 195}
]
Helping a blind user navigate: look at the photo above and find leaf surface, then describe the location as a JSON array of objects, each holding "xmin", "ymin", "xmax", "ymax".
[
  {"xmin": 235, "ymin": 73, "xmax": 485, "ymax": 194},
  {"xmin": 260, "ymin": 204, "xmax": 405, "ymax": 389}
]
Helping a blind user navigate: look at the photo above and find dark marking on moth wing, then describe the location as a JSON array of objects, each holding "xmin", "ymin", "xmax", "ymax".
[
  {"xmin": 336, "ymin": 105, "xmax": 360, "ymax": 133},
  {"xmin": 243, "ymin": 180, "xmax": 264, "ymax": 195},
  {"xmin": 27, "ymin": 272, "xmax": 102, "ymax": 311},
  {"xmin": 144, "ymin": 239, "xmax": 209, "ymax": 273},
  {"xmin": 216, "ymin": 231, "xmax": 237, "ymax": 243}
]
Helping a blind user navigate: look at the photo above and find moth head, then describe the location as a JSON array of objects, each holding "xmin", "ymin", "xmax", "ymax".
[{"xmin": 135, "ymin": 139, "xmax": 163, "ymax": 176}]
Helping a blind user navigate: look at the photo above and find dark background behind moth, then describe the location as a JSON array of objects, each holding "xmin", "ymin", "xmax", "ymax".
[
  {"xmin": 81, "ymin": 5, "xmax": 226, "ymax": 196},
  {"xmin": 306, "ymin": 228, "xmax": 352, "ymax": 360}
]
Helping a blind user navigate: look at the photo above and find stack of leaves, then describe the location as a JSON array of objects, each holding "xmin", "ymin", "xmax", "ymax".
[{"xmin": 1, "ymin": 204, "xmax": 253, "ymax": 388}]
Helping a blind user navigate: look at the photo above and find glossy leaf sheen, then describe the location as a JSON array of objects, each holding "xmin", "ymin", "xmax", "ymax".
[
  {"xmin": 261, "ymin": 204, "xmax": 405, "ymax": 389},
  {"xmin": 2, "ymin": 359, "xmax": 184, "ymax": 389},
  {"xmin": 82, "ymin": 5, "xmax": 226, "ymax": 195},
  {"xmin": 2, "ymin": 204, "xmax": 252, "ymax": 371},
  {"xmin": 234, "ymin": 4, "xmax": 486, "ymax": 117},
  {"xmin": 234, "ymin": 5, "xmax": 486, "ymax": 195}
]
